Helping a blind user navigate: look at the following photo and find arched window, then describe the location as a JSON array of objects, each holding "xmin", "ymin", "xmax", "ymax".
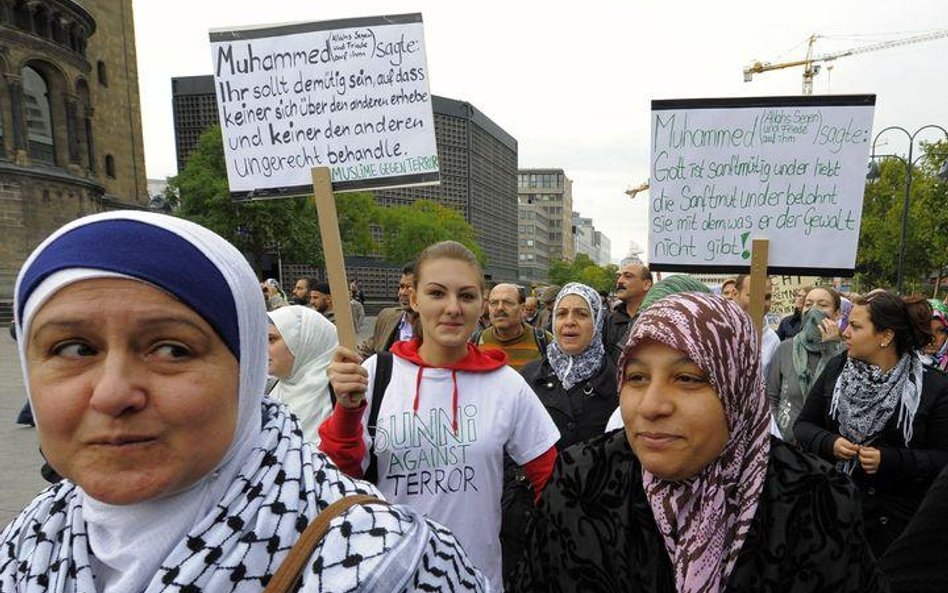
[
  {"xmin": 96, "ymin": 61, "xmax": 107, "ymax": 87},
  {"xmin": 51, "ymin": 17, "xmax": 64, "ymax": 44},
  {"xmin": 105, "ymin": 154, "xmax": 115, "ymax": 178},
  {"xmin": 0, "ymin": 91, "xmax": 5, "ymax": 151},
  {"xmin": 13, "ymin": 1, "xmax": 30, "ymax": 31},
  {"xmin": 22, "ymin": 66, "xmax": 55, "ymax": 165},
  {"xmin": 33, "ymin": 6, "xmax": 49, "ymax": 38}
]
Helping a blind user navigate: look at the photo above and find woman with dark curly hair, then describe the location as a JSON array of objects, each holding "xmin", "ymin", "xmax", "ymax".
[{"xmin": 795, "ymin": 289, "xmax": 948, "ymax": 556}]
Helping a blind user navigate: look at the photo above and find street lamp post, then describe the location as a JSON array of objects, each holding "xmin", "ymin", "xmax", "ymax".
[{"xmin": 867, "ymin": 125, "xmax": 948, "ymax": 294}]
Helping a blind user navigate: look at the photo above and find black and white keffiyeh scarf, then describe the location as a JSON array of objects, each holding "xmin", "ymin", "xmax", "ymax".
[
  {"xmin": 4, "ymin": 211, "xmax": 486, "ymax": 593},
  {"xmin": 830, "ymin": 353, "xmax": 923, "ymax": 471},
  {"xmin": 1, "ymin": 401, "xmax": 487, "ymax": 593}
]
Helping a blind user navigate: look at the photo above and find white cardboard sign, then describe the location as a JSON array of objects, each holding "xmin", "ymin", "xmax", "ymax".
[
  {"xmin": 209, "ymin": 13, "xmax": 439, "ymax": 198},
  {"xmin": 648, "ymin": 96, "xmax": 875, "ymax": 275}
]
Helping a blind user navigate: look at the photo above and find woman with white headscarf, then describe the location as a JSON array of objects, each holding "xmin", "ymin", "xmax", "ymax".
[
  {"xmin": 267, "ymin": 305, "xmax": 337, "ymax": 444},
  {"xmin": 520, "ymin": 282, "xmax": 617, "ymax": 450},
  {"xmin": 1, "ymin": 211, "xmax": 487, "ymax": 593}
]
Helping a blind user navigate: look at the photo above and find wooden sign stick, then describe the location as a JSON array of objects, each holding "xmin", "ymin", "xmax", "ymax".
[
  {"xmin": 748, "ymin": 238, "xmax": 770, "ymax": 341},
  {"xmin": 311, "ymin": 167, "xmax": 358, "ymax": 350}
]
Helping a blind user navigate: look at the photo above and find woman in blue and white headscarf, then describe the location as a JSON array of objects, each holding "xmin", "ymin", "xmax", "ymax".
[
  {"xmin": 1, "ymin": 211, "xmax": 487, "ymax": 593},
  {"xmin": 520, "ymin": 282, "xmax": 616, "ymax": 450}
]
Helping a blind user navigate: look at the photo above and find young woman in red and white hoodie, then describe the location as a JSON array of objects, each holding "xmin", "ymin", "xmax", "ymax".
[{"xmin": 321, "ymin": 241, "xmax": 559, "ymax": 592}]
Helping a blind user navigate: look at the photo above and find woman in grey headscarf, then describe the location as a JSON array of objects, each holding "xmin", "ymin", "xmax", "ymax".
[
  {"xmin": 521, "ymin": 282, "xmax": 617, "ymax": 450},
  {"xmin": 796, "ymin": 289, "xmax": 948, "ymax": 556}
]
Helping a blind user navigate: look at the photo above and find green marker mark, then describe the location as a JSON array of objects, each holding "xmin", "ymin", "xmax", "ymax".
[{"xmin": 741, "ymin": 232, "xmax": 751, "ymax": 259}]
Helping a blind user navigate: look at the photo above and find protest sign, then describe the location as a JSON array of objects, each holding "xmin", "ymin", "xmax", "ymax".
[
  {"xmin": 209, "ymin": 13, "xmax": 439, "ymax": 198},
  {"xmin": 648, "ymin": 95, "xmax": 875, "ymax": 275},
  {"xmin": 770, "ymin": 274, "xmax": 822, "ymax": 316}
]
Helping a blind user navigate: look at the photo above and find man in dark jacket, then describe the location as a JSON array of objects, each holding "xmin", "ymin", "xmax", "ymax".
[
  {"xmin": 602, "ymin": 261, "xmax": 652, "ymax": 366},
  {"xmin": 358, "ymin": 263, "xmax": 416, "ymax": 357},
  {"xmin": 536, "ymin": 285, "xmax": 560, "ymax": 333},
  {"xmin": 776, "ymin": 286, "xmax": 808, "ymax": 340}
]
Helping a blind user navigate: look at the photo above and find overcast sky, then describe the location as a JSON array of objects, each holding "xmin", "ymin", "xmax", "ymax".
[{"xmin": 133, "ymin": 1, "xmax": 948, "ymax": 263}]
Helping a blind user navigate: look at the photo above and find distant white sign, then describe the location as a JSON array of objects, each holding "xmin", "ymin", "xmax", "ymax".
[
  {"xmin": 648, "ymin": 96, "xmax": 875, "ymax": 275},
  {"xmin": 209, "ymin": 13, "xmax": 439, "ymax": 198}
]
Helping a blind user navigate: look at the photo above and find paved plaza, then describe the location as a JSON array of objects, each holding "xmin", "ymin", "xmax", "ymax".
[
  {"xmin": 0, "ymin": 315, "xmax": 377, "ymax": 526},
  {"xmin": 0, "ymin": 332, "xmax": 45, "ymax": 526}
]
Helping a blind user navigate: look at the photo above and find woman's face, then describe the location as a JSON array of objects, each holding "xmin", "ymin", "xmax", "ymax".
[
  {"xmin": 26, "ymin": 278, "xmax": 239, "ymax": 505},
  {"xmin": 803, "ymin": 288, "xmax": 838, "ymax": 319},
  {"xmin": 620, "ymin": 341, "xmax": 729, "ymax": 481},
  {"xmin": 410, "ymin": 258, "xmax": 483, "ymax": 356},
  {"xmin": 554, "ymin": 294, "xmax": 594, "ymax": 355},
  {"xmin": 842, "ymin": 304, "xmax": 892, "ymax": 362},
  {"xmin": 267, "ymin": 324, "xmax": 295, "ymax": 378},
  {"xmin": 927, "ymin": 318, "xmax": 948, "ymax": 355}
]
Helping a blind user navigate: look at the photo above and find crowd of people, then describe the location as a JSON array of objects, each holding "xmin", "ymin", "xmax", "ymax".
[{"xmin": 3, "ymin": 210, "xmax": 948, "ymax": 592}]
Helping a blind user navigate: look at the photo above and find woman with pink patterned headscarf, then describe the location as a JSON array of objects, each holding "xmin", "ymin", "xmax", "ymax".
[{"xmin": 512, "ymin": 292, "xmax": 886, "ymax": 593}]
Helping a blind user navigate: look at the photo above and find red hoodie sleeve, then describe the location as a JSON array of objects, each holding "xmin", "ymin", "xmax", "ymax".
[
  {"xmin": 523, "ymin": 446, "xmax": 557, "ymax": 505},
  {"xmin": 317, "ymin": 402, "xmax": 368, "ymax": 479}
]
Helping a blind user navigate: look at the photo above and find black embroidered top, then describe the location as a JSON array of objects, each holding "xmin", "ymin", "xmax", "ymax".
[{"xmin": 512, "ymin": 431, "xmax": 889, "ymax": 593}]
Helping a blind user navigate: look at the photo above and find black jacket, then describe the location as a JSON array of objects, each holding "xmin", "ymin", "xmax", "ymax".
[
  {"xmin": 520, "ymin": 358, "xmax": 618, "ymax": 451},
  {"xmin": 500, "ymin": 358, "xmax": 616, "ymax": 588},
  {"xmin": 882, "ymin": 462, "xmax": 948, "ymax": 593},
  {"xmin": 512, "ymin": 433, "xmax": 888, "ymax": 593},
  {"xmin": 602, "ymin": 304, "xmax": 636, "ymax": 368},
  {"xmin": 794, "ymin": 353, "xmax": 948, "ymax": 555},
  {"xmin": 776, "ymin": 311, "xmax": 803, "ymax": 341}
]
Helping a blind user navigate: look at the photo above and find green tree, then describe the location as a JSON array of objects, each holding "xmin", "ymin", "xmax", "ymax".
[
  {"xmin": 548, "ymin": 253, "xmax": 618, "ymax": 293},
  {"xmin": 377, "ymin": 199, "xmax": 486, "ymax": 266},
  {"xmin": 168, "ymin": 125, "xmax": 379, "ymax": 274},
  {"xmin": 856, "ymin": 140, "xmax": 948, "ymax": 293}
]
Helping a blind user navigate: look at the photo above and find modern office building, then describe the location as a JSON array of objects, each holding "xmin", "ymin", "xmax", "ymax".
[
  {"xmin": 171, "ymin": 75, "xmax": 217, "ymax": 173},
  {"xmin": 572, "ymin": 212, "xmax": 613, "ymax": 267},
  {"xmin": 0, "ymin": 0, "xmax": 149, "ymax": 320},
  {"xmin": 593, "ymin": 230, "xmax": 612, "ymax": 267},
  {"xmin": 171, "ymin": 77, "xmax": 520, "ymax": 297},
  {"xmin": 517, "ymin": 169, "xmax": 574, "ymax": 267},
  {"xmin": 517, "ymin": 194, "xmax": 551, "ymax": 284},
  {"xmin": 372, "ymin": 96, "xmax": 519, "ymax": 283},
  {"xmin": 573, "ymin": 212, "xmax": 595, "ymax": 262}
]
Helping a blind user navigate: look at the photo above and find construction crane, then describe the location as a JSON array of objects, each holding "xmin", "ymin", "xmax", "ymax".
[
  {"xmin": 624, "ymin": 180, "xmax": 649, "ymax": 200},
  {"xmin": 744, "ymin": 30, "xmax": 948, "ymax": 95}
]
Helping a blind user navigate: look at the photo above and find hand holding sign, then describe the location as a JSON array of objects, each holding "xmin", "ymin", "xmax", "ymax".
[
  {"xmin": 209, "ymin": 14, "xmax": 439, "ymax": 365},
  {"xmin": 328, "ymin": 345, "xmax": 368, "ymax": 408}
]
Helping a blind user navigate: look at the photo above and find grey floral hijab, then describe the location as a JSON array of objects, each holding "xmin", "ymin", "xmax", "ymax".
[{"xmin": 546, "ymin": 282, "xmax": 606, "ymax": 390}]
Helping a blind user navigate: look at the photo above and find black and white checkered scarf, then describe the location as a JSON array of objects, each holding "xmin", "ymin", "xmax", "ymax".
[
  {"xmin": 1, "ymin": 401, "xmax": 488, "ymax": 593},
  {"xmin": 831, "ymin": 353, "xmax": 923, "ymax": 472}
]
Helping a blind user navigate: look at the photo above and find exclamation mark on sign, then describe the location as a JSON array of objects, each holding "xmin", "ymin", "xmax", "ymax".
[{"xmin": 741, "ymin": 232, "xmax": 751, "ymax": 260}]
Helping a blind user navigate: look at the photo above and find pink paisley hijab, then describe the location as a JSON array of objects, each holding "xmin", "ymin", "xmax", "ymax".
[{"xmin": 620, "ymin": 292, "xmax": 771, "ymax": 593}]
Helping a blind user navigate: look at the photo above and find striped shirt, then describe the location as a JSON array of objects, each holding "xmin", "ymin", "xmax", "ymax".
[{"xmin": 477, "ymin": 323, "xmax": 552, "ymax": 371}]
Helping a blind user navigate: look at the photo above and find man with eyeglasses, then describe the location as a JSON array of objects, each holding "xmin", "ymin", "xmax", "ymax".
[{"xmin": 473, "ymin": 283, "xmax": 552, "ymax": 371}]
